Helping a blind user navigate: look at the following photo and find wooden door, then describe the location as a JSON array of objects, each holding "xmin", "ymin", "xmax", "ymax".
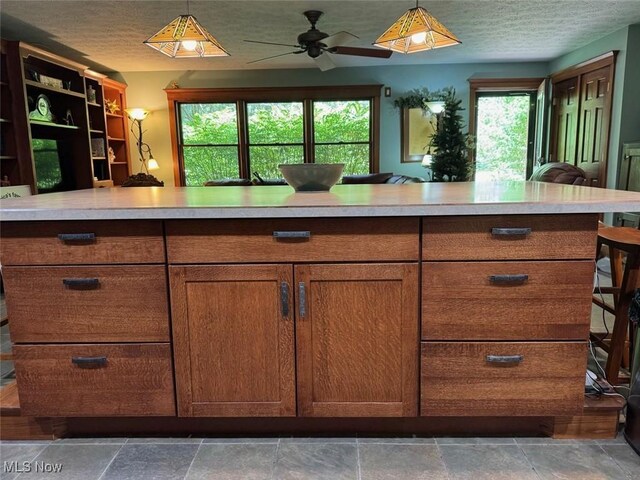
[
  {"xmin": 295, "ymin": 263, "xmax": 418, "ymax": 417},
  {"xmin": 169, "ymin": 264, "xmax": 296, "ymax": 417},
  {"xmin": 533, "ymin": 78, "xmax": 549, "ymax": 165},
  {"xmin": 551, "ymin": 77, "xmax": 579, "ymax": 164},
  {"xmin": 577, "ymin": 67, "xmax": 611, "ymax": 186}
]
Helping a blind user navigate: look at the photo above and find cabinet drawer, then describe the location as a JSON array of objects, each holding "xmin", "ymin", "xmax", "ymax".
[
  {"xmin": 422, "ymin": 214, "xmax": 597, "ymax": 260},
  {"xmin": 422, "ymin": 261, "xmax": 594, "ymax": 340},
  {"xmin": 14, "ymin": 343, "xmax": 175, "ymax": 417},
  {"xmin": 0, "ymin": 221, "xmax": 165, "ymax": 265},
  {"xmin": 166, "ymin": 218, "xmax": 419, "ymax": 263},
  {"xmin": 421, "ymin": 342, "xmax": 586, "ymax": 416},
  {"xmin": 3, "ymin": 266, "xmax": 170, "ymax": 343}
]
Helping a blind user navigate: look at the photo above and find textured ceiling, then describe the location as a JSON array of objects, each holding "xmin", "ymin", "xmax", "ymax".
[{"xmin": 1, "ymin": 0, "xmax": 639, "ymax": 73}]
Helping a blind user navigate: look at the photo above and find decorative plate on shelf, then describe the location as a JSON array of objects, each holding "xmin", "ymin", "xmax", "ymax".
[{"xmin": 28, "ymin": 94, "xmax": 53, "ymax": 122}]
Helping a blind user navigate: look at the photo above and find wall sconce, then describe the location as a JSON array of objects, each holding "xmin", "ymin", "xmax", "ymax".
[{"xmin": 123, "ymin": 108, "xmax": 164, "ymax": 187}]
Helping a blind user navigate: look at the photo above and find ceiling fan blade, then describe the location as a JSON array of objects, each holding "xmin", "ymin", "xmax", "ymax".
[
  {"xmin": 323, "ymin": 31, "xmax": 359, "ymax": 48},
  {"xmin": 314, "ymin": 54, "xmax": 336, "ymax": 72},
  {"xmin": 244, "ymin": 39, "xmax": 301, "ymax": 48},
  {"xmin": 247, "ymin": 51, "xmax": 300, "ymax": 65},
  {"xmin": 330, "ymin": 46, "xmax": 392, "ymax": 58}
]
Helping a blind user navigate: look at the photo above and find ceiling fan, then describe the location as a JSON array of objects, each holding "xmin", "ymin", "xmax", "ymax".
[{"xmin": 244, "ymin": 10, "xmax": 392, "ymax": 71}]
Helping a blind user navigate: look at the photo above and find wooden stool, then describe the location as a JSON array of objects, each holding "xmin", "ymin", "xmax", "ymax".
[{"xmin": 591, "ymin": 225, "xmax": 640, "ymax": 384}]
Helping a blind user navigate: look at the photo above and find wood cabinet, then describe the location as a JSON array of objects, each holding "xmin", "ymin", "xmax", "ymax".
[
  {"xmin": 167, "ymin": 219, "xmax": 420, "ymax": 418},
  {"xmin": 296, "ymin": 263, "xmax": 418, "ymax": 417},
  {"xmin": 2, "ymin": 220, "xmax": 172, "ymax": 417},
  {"xmin": 169, "ymin": 264, "xmax": 296, "ymax": 417},
  {"xmin": 0, "ymin": 209, "xmax": 600, "ymax": 424},
  {"xmin": 0, "ymin": 41, "xmax": 130, "ymax": 193},
  {"xmin": 420, "ymin": 214, "xmax": 597, "ymax": 417},
  {"xmin": 103, "ymin": 78, "xmax": 130, "ymax": 185}
]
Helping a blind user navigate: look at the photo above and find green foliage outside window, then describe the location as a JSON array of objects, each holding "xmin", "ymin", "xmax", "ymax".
[
  {"xmin": 475, "ymin": 96, "xmax": 530, "ymax": 181},
  {"xmin": 179, "ymin": 100, "xmax": 371, "ymax": 186}
]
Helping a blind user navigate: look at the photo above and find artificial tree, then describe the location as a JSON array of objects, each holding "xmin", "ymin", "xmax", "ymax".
[{"xmin": 429, "ymin": 88, "xmax": 472, "ymax": 182}]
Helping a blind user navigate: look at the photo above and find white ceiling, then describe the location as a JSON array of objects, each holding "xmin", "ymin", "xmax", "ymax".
[{"xmin": 1, "ymin": 0, "xmax": 639, "ymax": 73}]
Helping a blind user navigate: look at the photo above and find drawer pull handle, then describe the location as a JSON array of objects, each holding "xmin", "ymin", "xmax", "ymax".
[
  {"xmin": 280, "ymin": 282, "xmax": 290, "ymax": 317},
  {"xmin": 491, "ymin": 227, "xmax": 531, "ymax": 236},
  {"xmin": 489, "ymin": 274, "xmax": 529, "ymax": 284},
  {"xmin": 486, "ymin": 355, "xmax": 524, "ymax": 364},
  {"xmin": 273, "ymin": 231, "xmax": 311, "ymax": 239},
  {"xmin": 71, "ymin": 356, "xmax": 107, "ymax": 367},
  {"xmin": 299, "ymin": 282, "xmax": 306, "ymax": 318},
  {"xmin": 58, "ymin": 233, "xmax": 96, "ymax": 243},
  {"xmin": 63, "ymin": 278, "xmax": 100, "ymax": 289}
]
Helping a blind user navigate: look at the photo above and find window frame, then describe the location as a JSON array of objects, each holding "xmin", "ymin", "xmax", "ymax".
[{"xmin": 166, "ymin": 85, "xmax": 381, "ymax": 186}]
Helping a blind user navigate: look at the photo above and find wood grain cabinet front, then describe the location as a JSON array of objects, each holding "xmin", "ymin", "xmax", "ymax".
[
  {"xmin": 13, "ymin": 343, "xmax": 175, "ymax": 417},
  {"xmin": 421, "ymin": 342, "xmax": 587, "ymax": 416},
  {"xmin": 422, "ymin": 214, "xmax": 597, "ymax": 261},
  {"xmin": 0, "ymin": 221, "xmax": 165, "ymax": 265},
  {"xmin": 169, "ymin": 264, "xmax": 297, "ymax": 417},
  {"xmin": 169, "ymin": 262, "xmax": 419, "ymax": 418},
  {"xmin": 295, "ymin": 263, "xmax": 419, "ymax": 417},
  {"xmin": 422, "ymin": 260, "xmax": 594, "ymax": 340},
  {"xmin": 166, "ymin": 218, "xmax": 419, "ymax": 263},
  {"xmin": 3, "ymin": 265, "xmax": 170, "ymax": 343}
]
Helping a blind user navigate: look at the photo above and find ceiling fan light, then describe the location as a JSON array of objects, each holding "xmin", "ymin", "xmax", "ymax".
[
  {"xmin": 144, "ymin": 14, "xmax": 229, "ymax": 58},
  {"xmin": 374, "ymin": 6, "xmax": 460, "ymax": 54}
]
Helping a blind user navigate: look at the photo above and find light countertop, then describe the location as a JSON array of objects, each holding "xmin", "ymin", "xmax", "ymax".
[{"xmin": 1, "ymin": 182, "xmax": 639, "ymax": 221}]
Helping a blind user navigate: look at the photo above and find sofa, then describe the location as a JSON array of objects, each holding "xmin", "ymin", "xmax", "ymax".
[
  {"xmin": 529, "ymin": 162, "xmax": 588, "ymax": 185},
  {"xmin": 204, "ymin": 172, "xmax": 425, "ymax": 186}
]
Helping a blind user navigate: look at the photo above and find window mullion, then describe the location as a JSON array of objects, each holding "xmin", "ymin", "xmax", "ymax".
[
  {"xmin": 303, "ymin": 99, "xmax": 314, "ymax": 163},
  {"xmin": 237, "ymin": 100, "xmax": 249, "ymax": 178}
]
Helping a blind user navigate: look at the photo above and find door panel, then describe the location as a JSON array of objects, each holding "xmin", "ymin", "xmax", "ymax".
[
  {"xmin": 295, "ymin": 263, "xmax": 419, "ymax": 417},
  {"xmin": 169, "ymin": 264, "xmax": 296, "ymax": 417},
  {"xmin": 551, "ymin": 77, "xmax": 579, "ymax": 164},
  {"xmin": 577, "ymin": 66, "xmax": 611, "ymax": 187}
]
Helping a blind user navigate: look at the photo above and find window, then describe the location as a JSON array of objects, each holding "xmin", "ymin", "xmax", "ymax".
[{"xmin": 168, "ymin": 86, "xmax": 381, "ymax": 186}]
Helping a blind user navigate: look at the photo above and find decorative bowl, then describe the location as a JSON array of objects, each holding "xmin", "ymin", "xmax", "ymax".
[{"xmin": 278, "ymin": 163, "xmax": 344, "ymax": 192}]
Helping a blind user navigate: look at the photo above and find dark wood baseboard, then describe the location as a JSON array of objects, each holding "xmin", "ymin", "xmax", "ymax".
[{"xmin": 65, "ymin": 416, "xmax": 552, "ymax": 438}]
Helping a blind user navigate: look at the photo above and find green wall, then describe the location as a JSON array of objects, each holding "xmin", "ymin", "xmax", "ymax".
[{"xmin": 120, "ymin": 62, "xmax": 547, "ymax": 185}]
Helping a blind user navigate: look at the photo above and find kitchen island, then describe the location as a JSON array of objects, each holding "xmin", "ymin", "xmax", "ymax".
[{"xmin": 1, "ymin": 182, "xmax": 639, "ymax": 437}]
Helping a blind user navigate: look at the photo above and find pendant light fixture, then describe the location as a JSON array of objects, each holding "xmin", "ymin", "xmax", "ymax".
[
  {"xmin": 144, "ymin": 0, "xmax": 229, "ymax": 58},
  {"xmin": 374, "ymin": 1, "xmax": 460, "ymax": 54}
]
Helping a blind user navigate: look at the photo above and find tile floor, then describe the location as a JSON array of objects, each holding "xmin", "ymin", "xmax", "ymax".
[{"xmin": 1, "ymin": 435, "xmax": 638, "ymax": 480}]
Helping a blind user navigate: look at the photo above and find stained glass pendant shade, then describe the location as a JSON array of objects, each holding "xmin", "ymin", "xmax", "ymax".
[
  {"xmin": 374, "ymin": 4, "xmax": 460, "ymax": 54},
  {"xmin": 144, "ymin": 14, "xmax": 229, "ymax": 58}
]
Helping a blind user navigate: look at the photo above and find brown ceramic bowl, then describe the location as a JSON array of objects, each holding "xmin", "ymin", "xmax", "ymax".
[{"xmin": 278, "ymin": 163, "xmax": 344, "ymax": 192}]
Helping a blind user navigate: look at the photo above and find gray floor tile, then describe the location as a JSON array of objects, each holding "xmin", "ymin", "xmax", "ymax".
[
  {"xmin": 358, "ymin": 437, "xmax": 436, "ymax": 444},
  {"xmin": 599, "ymin": 444, "xmax": 640, "ymax": 479},
  {"xmin": 439, "ymin": 445, "xmax": 539, "ymax": 480},
  {"xmin": 53, "ymin": 437, "xmax": 127, "ymax": 445},
  {"xmin": 359, "ymin": 443, "xmax": 448, "ymax": 480},
  {"xmin": 0, "ymin": 443, "xmax": 49, "ymax": 480},
  {"xmin": 202, "ymin": 437, "xmax": 279, "ymax": 444},
  {"xmin": 14, "ymin": 444, "xmax": 121, "ymax": 480},
  {"xmin": 126, "ymin": 437, "xmax": 203, "ymax": 444},
  {"xmin": 274, "ymin": 442, "xmax": 358, "ymax": 480},
  {"xmin": 521, "ymin": 444, "xmax": 628, "ymax": 480},
  {"xmin": 280, "ymin": 437, "xmax": 356, "ymax": 444},
  {"xmin": 436, "ymin": 437, "xmax": 516, "ymax": 445},
  {"xmin": 516, "ymin": 437, "xmax": 598, "ymax": 445},
  {"xmin": 185, "ymin": 443, "xmax": 277, "ymax": 480},
  {"xmin": 0, "ymin": 360, "xmax": 14, "ymax": 378},
  {"xmin": 1, "ymin": 334, "xmax": 12, "ymax": 354},
  {"xmin": 101, "ymin": 443, "xmax": 199, "ymax": 480}
]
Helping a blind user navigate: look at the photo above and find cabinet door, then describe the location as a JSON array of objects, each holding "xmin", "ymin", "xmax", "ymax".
[
  {"xmin": 295, "ymin": 263, "xmax": 418, "ymax": 417},
  {"xmin": 169, "ymin": 264, "xmax": 295, "ymax": 417}
]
